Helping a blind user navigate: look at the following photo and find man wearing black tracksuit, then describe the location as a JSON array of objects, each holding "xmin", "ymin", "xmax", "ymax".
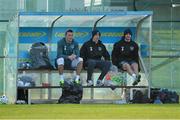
[
  {"xmin": 112, "ymin": 28, "xmax": 141, "ymax": 86},
  {"xmin": 80, "ymin": 30, "xmax": 111, "ymax": 86}
]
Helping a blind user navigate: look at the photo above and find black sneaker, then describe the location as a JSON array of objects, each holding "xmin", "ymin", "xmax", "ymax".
[{"xmin": 132, "ymin": 75, "xmax": 141, "ymax": 86}]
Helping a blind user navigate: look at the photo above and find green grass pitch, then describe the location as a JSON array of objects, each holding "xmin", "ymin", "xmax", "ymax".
[{"xmin": 0, "ymin": 104, "xmax": 180, "ymax": 119}]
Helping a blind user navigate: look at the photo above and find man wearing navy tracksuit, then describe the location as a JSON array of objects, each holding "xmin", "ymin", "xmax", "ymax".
[
  {"xmin": 112, "ymin": 28, "xmax": 141, "ymax": 86},
  {"xmin": 80, "ymin": 30, "xmax": 111, "ymax": 86}
]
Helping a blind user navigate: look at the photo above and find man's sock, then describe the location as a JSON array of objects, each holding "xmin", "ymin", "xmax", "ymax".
[
  {"xmin": 75, "ymin": 75, "xmax": 80, "ymax": 81},
  {"xmin": 60, "ymin": 74, "xmax": 64, "ymax": 81},
  {"xmin": 132, "ymin": 73, "xmax": 137, "ymax": 81}
]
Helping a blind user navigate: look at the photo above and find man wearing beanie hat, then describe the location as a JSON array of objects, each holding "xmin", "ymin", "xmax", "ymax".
[
  {"xmin": 80, "ymin": 29, "xmax": 111, "ymax": 86},
  {"xmin": 112, "ymin": 28, "xmax": 141, "ymax": 86}
]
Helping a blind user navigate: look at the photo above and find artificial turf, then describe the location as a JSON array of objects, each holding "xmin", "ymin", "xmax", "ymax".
[{"xmin": 0, "ymin": 104, "xmax": 180, "ymax": 119}]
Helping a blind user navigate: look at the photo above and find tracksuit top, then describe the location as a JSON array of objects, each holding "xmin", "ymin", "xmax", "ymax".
[
  {"xmin": 80, "ymin": 39, "xmax": 110, "ymax": 64},
  {"xmin": 112, "ymin": 39, "xmax": 139, "ymax": 67},
  {"xmin": 57, "ymin": 38, "xmax": 79, "ymax": 59}
]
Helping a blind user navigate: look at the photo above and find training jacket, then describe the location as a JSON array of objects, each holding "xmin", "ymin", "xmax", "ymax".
[
  {"xmin": 57, "ymin": 38, "xmax": 79, "ymax": 59},
  {"xmin": 80, "ymin": 39, "xmax": 110, "ymax": 66},
  {"xmin": 112, "ymin": 39, "xmax": 139, "ymax": 67}
]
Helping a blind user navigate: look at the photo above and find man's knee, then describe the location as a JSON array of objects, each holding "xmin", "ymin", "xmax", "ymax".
[
  {"xmin": 104, "ymin": 61, "xmax": 111, "ymax": 70},
  {"xmin": 131, "ymin": 62, "xmax": 139, "ymax": 71},
  {"xmin": 57, "ymin": 58, "xmax": 64, "ymax": 66},
  {"xmin": 122, "ymin": 63, "xmax": 130, "ymax": 70},
  {"xmin": 131, "ymin": 62, "xmax": 138, "ymax": 67},
  {"xmin": 78, "ymin": 57, "xmax": 83, "ymax": 64},
  {"xmin": 87, "ymin": 59, "xmax": 96, "ymax": 66},
  {"xmin": 75, "ymin": 57, "xmax": 83, "ymax": 67}
]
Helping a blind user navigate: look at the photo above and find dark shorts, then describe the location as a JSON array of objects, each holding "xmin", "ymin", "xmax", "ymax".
[
  {"xmin": 64, "ymin": 59, "xmax": 73, "ymax": 69},
  {"xmin": 118, "ymin": 60, "xmax": 137, "ymax": 70}
]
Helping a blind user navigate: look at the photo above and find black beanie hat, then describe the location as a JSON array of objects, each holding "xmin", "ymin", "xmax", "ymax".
[
  {"xmin": 92, "ymin": 29, "xmax": 101, "ymax": 38},
  {"xmin": 123, "ymin": 28, "xmax": 132, "ymax": 36}
]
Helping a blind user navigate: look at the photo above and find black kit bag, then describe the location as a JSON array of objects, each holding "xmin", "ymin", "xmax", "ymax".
[
  {"xmin": 58, "ymin": 80, "xmax": 83, "ymax": 104},
  {"xmin": 29, "ymin": 42, "xmax": 54, "ymax": 69}
]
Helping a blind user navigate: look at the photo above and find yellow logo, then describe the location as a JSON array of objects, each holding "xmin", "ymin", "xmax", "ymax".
[
  {"xmin": 19, "ymin": 32, "xmax": 46, "ymax": 37},
  {"xmin": 55, "ymin": 32, "xmax": 88, "ymax": 37}
]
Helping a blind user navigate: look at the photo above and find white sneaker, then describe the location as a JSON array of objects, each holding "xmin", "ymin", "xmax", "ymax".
[
  {"xmin": 87, "ymin": 80, "xmax": 93, "ymax": 86},
  {"xmin": 96, "ymin": 80, "xmax": 104, "ymax": 86},
  {"xmin": 104, "ymin": 80, "xmax": 115, "ymax": 86},
  {"xmin": 16, "ymin": 100, "xmax": 26, "ymax": 104}
]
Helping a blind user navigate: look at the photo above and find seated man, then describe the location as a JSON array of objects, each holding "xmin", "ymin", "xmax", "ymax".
[
  {"xmin": 112, "ymin": 28, "xmax": 141, "ymax": 86},
  {"xmin": 56, "ymin": 29, "xmax": 83, "ymax": 85},
  {"xmin": 80, "ymin": 29, "xmax": 111, "ymax": 86}
]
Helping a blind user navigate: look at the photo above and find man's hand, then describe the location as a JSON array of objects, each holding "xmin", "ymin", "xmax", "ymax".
[
  {"xmin": 68, "ymin": 54, "xmax": 76, "ymax": 61},
  {"xmin": 71, "ymin": 54, "xmax": 76, "ymax": 59}
]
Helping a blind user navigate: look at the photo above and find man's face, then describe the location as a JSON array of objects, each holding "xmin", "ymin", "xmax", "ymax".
[
  {"xmin": 92, "ymin": 33, "xmax": 100, "ymax": 43},
  {"xmin": 124, "ymin": 33, "xmax": 131, "ymax": 42},
  {"xmin": 65, "ymin": 32, "xmax": 73, "ymax": 43}
]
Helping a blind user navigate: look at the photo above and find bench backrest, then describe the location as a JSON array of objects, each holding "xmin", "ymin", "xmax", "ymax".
[{"xmin": 18, "ymin": 27, "xmax": 138, "ymax": 67}]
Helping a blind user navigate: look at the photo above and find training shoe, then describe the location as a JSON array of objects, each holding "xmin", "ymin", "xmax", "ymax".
[
  {"xmin": 16, "ymin": 100, "xmax": 26, "ymax": 104},
  {"xmin": 104, "ymin": 80, "xmax": 115, "ymax": 86},
  {"xmin": 87, "ymin": 80, "xmax": 93, "ymax": 86},
  {"xmin": 132, "ymin": 75, "xmax": 141, "ymax": 86},
  {"xmin": 59, "ymin": 79, "xmax": 64, "ymax": 86},
  {"xmin": 74, "ymin": 79, "xmax": 80, "ymax": 84},
  {"xmin": 96, "ymin": 80, "xmax": 104, "ymax": 86}
]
